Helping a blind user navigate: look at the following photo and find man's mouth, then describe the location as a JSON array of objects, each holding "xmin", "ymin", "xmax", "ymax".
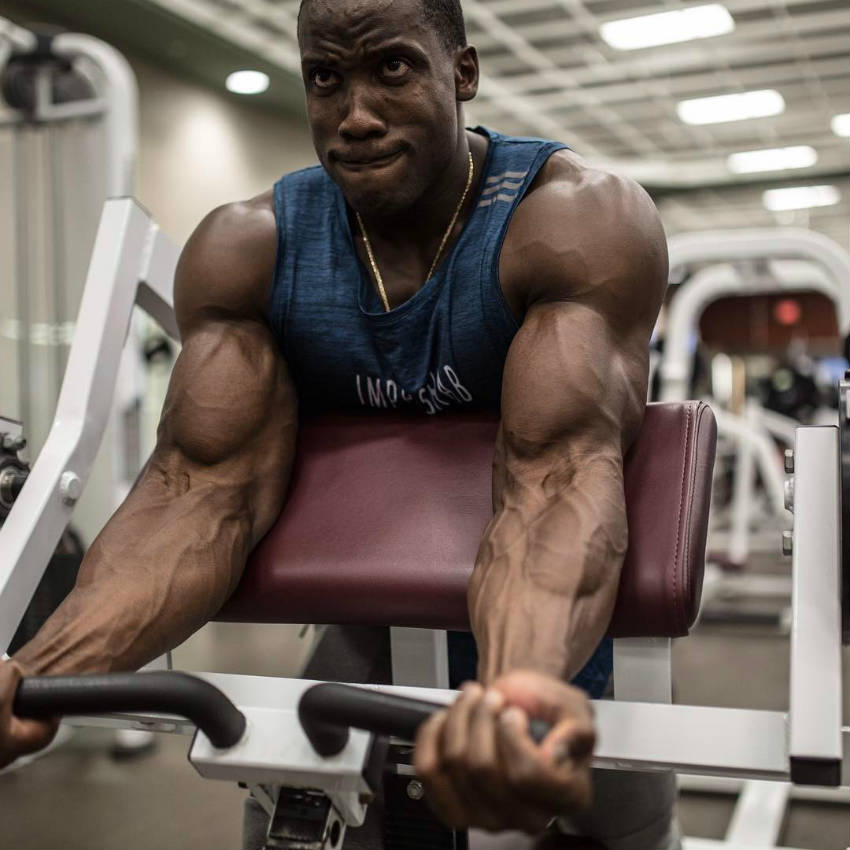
[{"xmin": 335, "ymin": 149, "xmax": 404, "ymax": 171}]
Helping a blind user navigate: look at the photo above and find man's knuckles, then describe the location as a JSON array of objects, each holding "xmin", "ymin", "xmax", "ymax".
[
  {"xmin": 566, "ymin": 724, "xmax": 596, "ymax": 763},
  {"xmin": 503, "ymin": 754, "xmax": 543, "ymax": 790},
  {"xmin": 466, "ymin": 753, "xmax": 500, "ymax": 787},
  {"xmin": 570, "ymin": 726, "xmax": 596, "ymax": 761},
  {"xmin": 441, "ymin": 736, "xmax": 472, "ymax": 771}
]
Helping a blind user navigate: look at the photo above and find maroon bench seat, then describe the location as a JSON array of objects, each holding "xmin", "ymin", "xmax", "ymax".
[{"xmin": 217, "ymin": 402, "xmax": 717, "ymax": 639}]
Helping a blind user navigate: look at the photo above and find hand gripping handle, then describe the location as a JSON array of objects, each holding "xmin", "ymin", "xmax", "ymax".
[
  {"xmin": 298, "ymin": 682, "xmax": 550, "ymax": 757},
  {"xmin": 14, "ymin": 672, "xmax": 246, "ymax": 749}
]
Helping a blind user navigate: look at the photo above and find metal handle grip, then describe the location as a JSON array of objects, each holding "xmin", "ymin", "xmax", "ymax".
[
  {"xmin": 14, "ymin": 672, "xmax": 246, "ymax": 749},
  {"xmin": 299, "ymin": 683, "xmax": 550, "ymax": 757}
]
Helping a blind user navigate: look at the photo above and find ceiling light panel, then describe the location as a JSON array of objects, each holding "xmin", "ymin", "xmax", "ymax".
[
  {"xmin": 832, "ymin": 113, "xmax": 850, "ymax": 138},
  {"xmin": 727, "ymin": 145, "xmax": 818, "ymax": 173},
  {"xmin": 677, "ymin": 90, "xmax": 785, "ymax": 125},
  {"xmin": 600, "ymin": 4, "xmax": 735, "ymax": 51},
  {"xmin": 225, "ymin": 69, "xmax": 269, "ymax": 94},
  {"xmin": 763, "ymin": 185, "xmax": 841, "ymax": 211}
]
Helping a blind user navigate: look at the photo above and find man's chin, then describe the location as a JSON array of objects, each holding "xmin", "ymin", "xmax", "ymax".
[{"xmin": 341, "ymin": 183, "xmax": 413, "ymax": 219}]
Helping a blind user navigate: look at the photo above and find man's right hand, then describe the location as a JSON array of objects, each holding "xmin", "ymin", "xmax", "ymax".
[
  {"xmin": 414, "ymin": 670, "xmax": 595, "ymax": 834},
  {"xmin": 0, "ymin": 661, "xmax": 58, "ymax": 770}
]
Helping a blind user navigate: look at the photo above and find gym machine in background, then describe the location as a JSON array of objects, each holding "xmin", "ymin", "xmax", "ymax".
[
  {"xmin": 0, "ymin": 14, "xmax": 167, "ymax": 757},
  {"xmin": 0, "ymin": 198, "xmax": 847, "ymax": 850},
  {"xmin": 0, "ymin": 14, "xmax": 144, "ymax": 544},
  {"xmin": 659, "ymin": 231, "xmax": 850, "ymax": 624}
]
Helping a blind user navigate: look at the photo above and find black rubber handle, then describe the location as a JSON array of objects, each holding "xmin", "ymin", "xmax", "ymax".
[
  {"xmin": 299, "ymin": 683, "xmax": 550, "ymax": 757},
  {"xmin": 14, "ymin": 672, "xmax": 246, "ymax": 749}
]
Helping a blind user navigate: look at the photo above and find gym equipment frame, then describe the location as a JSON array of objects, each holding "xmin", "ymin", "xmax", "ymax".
[
  {"xmin": 0, "ymin": 16, "xmax": 157, "ymax": 552},
  {"xmin": 1, "ymin": 199, "xmax": 848, "ymax": 849},
  {"xmin": 661, "ymin": 228, "xmax": 850, "ymax": 406},
  {"xmin": 0, "ymin": 16, "xmax": 137, "ymax": 195},
  {"xmin": 661, "ymin": 231, "xmax": 850, "ymax": 571}
]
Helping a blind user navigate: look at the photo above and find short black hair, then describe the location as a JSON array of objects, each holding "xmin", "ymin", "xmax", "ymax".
[{"xmin": 298, "ymin": 0, "xmax": 467, "ymax": 53}]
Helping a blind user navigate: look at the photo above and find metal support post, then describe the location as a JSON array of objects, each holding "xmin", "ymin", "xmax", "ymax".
[
  {"xmin": 725, "ymin": 780, "xmax": 791, "ymax": 846},
  {"xmin": 788, "ymin": 427, "xmax": 843, "ymax": 785}
]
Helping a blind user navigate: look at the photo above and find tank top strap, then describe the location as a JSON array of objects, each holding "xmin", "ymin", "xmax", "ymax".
[
  {"xmin": 468, "ymin": 126, "xmax": 567, "ymax": 286},
  {"xmin": 455, "ymin": 126, "xmax": 568, "ymax": 355}
]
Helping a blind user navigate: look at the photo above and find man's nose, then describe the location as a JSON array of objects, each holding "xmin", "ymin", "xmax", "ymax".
[{"xmin": 338, "ymin": 83, "xmax": 386, "ymax": 139}]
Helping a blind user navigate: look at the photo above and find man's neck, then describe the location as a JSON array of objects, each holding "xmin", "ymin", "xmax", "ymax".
[{"xmin": 358, "ymin": 132, "xmax": 480, "ymax": 249}]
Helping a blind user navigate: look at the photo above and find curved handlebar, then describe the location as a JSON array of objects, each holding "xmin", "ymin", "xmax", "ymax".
[
  {"xmin": 14, "ymin": 672, "xmax": 246, "ymax": 749},
  {"xmin": 299, "ymin": 683, "xmax": 550, "ymax": 757}
]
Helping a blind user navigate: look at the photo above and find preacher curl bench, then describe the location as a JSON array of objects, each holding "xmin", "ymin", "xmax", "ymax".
[{"xmin": 2, "ymin": 199, "xmax": 848, "ymax": 850}]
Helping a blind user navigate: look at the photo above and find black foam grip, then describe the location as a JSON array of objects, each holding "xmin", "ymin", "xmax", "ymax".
[
  {"xmin": 299, "ymin": 683, "xmax": 550, "ymax": 757},
  {"xmin": 14, "ymin": 672, "xmax": 246, "ymax": 749}
]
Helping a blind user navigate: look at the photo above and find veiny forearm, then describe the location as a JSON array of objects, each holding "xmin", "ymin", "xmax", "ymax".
[
  {"xmin": 14, "ymin": 464, "xmax": 254, "ymax": 676},
  {"xmin": 469, "ymin": 453, "xmax": 628, "ymax": 684}
]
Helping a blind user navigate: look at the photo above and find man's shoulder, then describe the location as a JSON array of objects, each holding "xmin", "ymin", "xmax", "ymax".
[
  {"xmin": 174, "ymin": 190, "xmax": 278, "ymax": 328},
  {"xmin": 518, "ymin": 150, "xmax": 661, "ymax": 253},
  {"xmin": 207, "ymin": 190, "xmax": 277, "ymax": 250},
  {"xmin": 502, "ymin": 151, "xmax": 668, "ymax": 319}
]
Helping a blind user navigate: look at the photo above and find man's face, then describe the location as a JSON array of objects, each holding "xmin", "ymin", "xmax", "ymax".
[{"xmin": 299, "ymin": 0, "xmax": 471, "ymax": 216}]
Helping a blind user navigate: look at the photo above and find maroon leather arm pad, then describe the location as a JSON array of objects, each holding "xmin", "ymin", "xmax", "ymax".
[
  {"xmin": 217, "ymin": 402, "xmax": 717, "ymax": 639},
  {"xmin": 611, "ymin": 401, "xmax": 717, "ymax": 637}
]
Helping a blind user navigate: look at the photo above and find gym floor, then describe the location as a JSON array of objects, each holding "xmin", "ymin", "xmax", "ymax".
[{"xmin": 1, "ymin": 615, "xmax": 848, "ymax": 849}]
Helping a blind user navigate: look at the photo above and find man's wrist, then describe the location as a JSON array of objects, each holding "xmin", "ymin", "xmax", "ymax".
[{"xmin": 477, "ymin": 641, "xmax": 571, "ymax": 685}]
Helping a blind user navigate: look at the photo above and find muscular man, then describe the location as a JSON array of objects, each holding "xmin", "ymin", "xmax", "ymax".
[{"xmin": 0, "ymin": 0, "xmax": 672, "ymax": 846}]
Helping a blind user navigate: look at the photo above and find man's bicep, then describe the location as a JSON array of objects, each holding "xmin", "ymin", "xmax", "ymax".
[
  {"xmin": 498, "ymin": 166, "xmax": 666, "ymax": 465},
  {"xmin": 161, "ymin": 320, "xmax": 291, "ymax": 456},
  {"xmin": 154, "ymin": 317, "xmax": 298, "ymax": 540},
  {"xmin": 497, "ymin": 299, "xmax": 647, "ymax": 502},
  {"xmin": 148, "ymin": 194, "xmax": 293, "ymax": 538}
]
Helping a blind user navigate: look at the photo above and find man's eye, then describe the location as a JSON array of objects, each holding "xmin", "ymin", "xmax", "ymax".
[
  {"xmin": 311, "ymin": 69, "xmax": 338, "ymax": 89},
  {"xmin": 381, "ymin": 58, "xmax": 410, "ymax": 78}
]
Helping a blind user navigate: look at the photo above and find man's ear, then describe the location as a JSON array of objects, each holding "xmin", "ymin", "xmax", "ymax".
[{"xmin": 455, "ymin": 45, "xmax": 479, "ymax": 102}]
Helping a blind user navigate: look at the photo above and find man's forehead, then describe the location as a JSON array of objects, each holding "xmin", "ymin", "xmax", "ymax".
[{"xmin": 299, "ymin": 0, "xmax": 428, "ymax": 45}]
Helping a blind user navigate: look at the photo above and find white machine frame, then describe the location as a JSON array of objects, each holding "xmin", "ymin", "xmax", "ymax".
[
  {"xmin": 660, "ymin": 231, "xmax": 850, "ymax": 575},
  {"xmin": 661, "ymin": 229, "xmax": 850, "ymax": 405},
  {"xmin": 0, "ymin": 17, "xmax": 138, "ymax": 195},
  {"xmin": 0, "ymin": 201, "xmax": 847, "ymax": 849},
  {"xmin": 0, "ymin": 16, "xmax": 156, "ymax": 550}
]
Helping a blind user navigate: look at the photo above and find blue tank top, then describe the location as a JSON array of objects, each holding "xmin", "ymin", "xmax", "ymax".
[
  {"xmin": 268, "ymin": 126, "xmax": 613, "ymax": 698},
  {"xmin": 268, "ymin": 126, "xmax": 566, "ymax": 415}
]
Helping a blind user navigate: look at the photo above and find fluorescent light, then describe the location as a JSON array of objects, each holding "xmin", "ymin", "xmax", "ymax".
[
  {"xmin": 677, "ymin": 89, "xmax": 785, "ymax": 125},
  {"xmin": 226, "ymin": 70, "xmax": 270, "ymax": 95},
  {"xmin": 831, "ymin": 113, "xmax": 850, "ymax": 138},
  {"xmin": 763, "ymin": 185, "xmax": 840, "ymax": 212},
  {"xmin": 600, "ymin": 4, "xmax": 734, "ymax": 50},
  {"xmin": 727, "ymin": 145, "xmax": 817, "ymax": 174}
]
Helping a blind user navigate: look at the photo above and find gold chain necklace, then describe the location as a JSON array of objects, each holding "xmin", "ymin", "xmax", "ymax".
[{"xmin": 356, "ymin": 151, "xmax": 475, "ymax": 312}]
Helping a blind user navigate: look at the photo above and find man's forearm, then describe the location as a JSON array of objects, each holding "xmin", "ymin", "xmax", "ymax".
[
  {"xmin": 13, "ymin": 468, "xmax": 253, "ymax": 676},
  {"xmin": 469, "ymin": 454, "xmax": 628, "ymax": 684}
]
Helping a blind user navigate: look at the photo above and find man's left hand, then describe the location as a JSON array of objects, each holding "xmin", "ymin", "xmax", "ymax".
[{"xmin": 413, "ymin": 670, "xmax": 595, "ymax": 834}]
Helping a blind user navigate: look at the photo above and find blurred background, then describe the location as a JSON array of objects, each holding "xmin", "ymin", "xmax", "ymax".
[{"xmin": 0, "ymin": 1, "xmax": 848, "ymax": 848}]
